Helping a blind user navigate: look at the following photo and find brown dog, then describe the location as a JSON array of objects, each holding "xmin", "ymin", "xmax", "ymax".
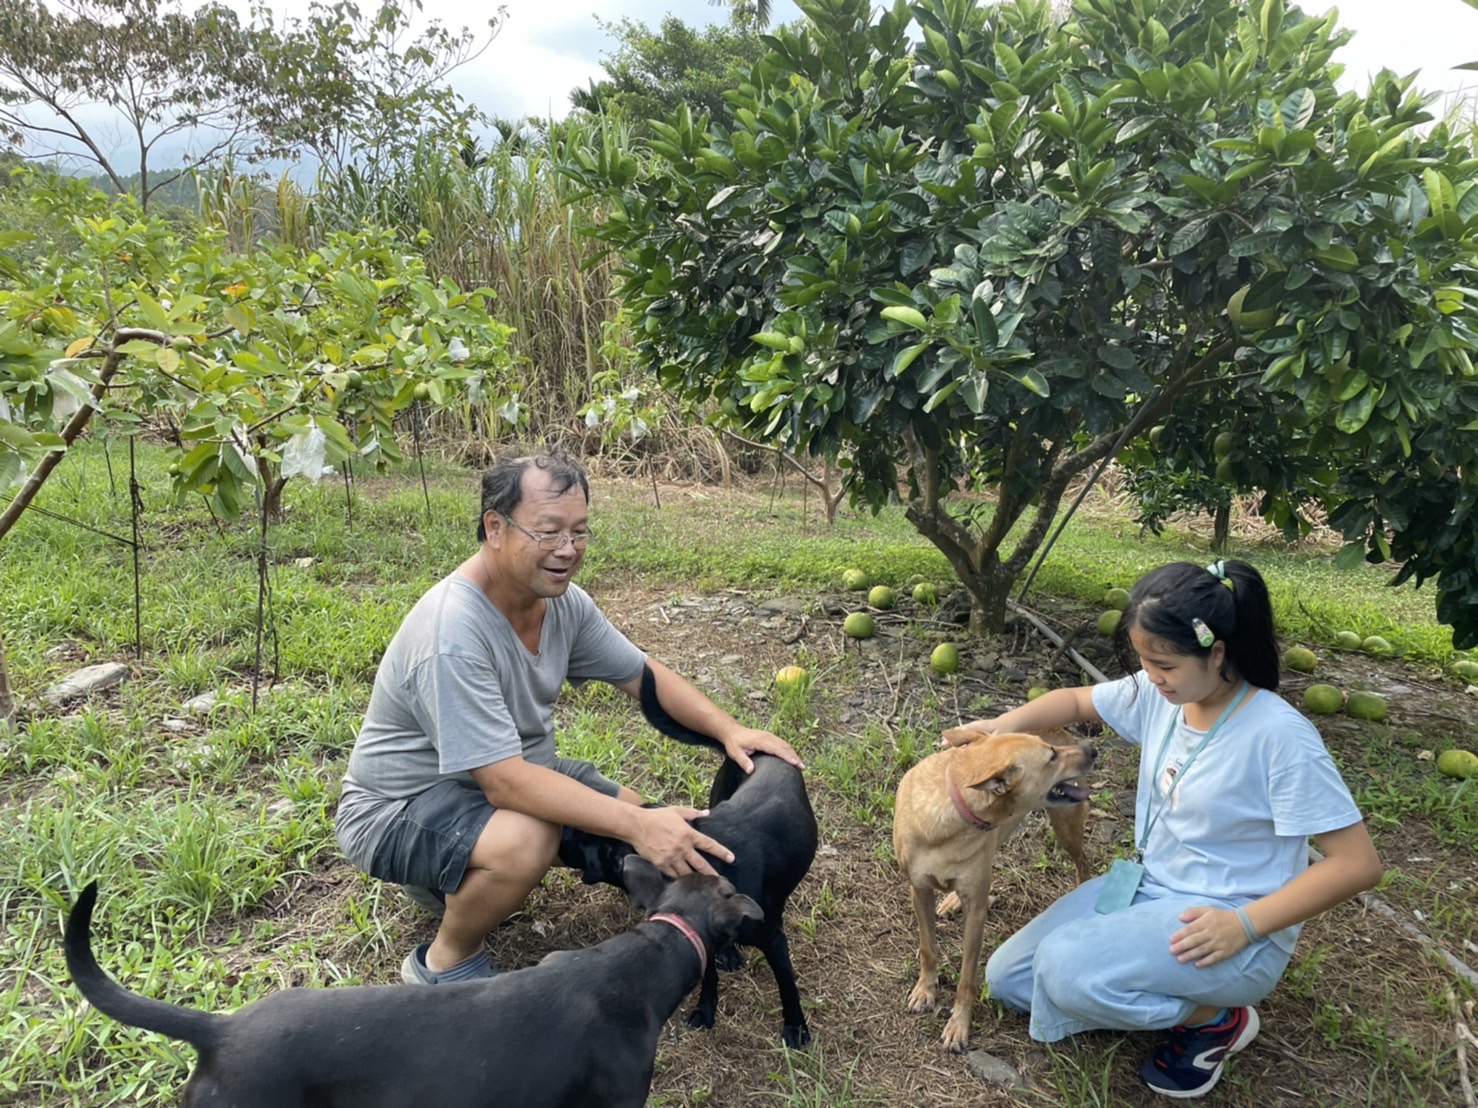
[{"xmin": 893, "ymin": 727, "xmax": 1096, "ymax": 1051}]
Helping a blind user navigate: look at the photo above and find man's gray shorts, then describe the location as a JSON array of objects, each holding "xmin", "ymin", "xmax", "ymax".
[{"xmin": 368, "ymin": 759, "xmax": 621, "ymax": 906}]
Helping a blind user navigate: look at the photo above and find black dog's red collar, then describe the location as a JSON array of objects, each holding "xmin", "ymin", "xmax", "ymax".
[
  {"xmin": 647, "ymin": 912, "xmax": 707, "ymax": 975},
  {"xmin": 945, "ymin": 768, "xmax": 992, "ymax": 831}
]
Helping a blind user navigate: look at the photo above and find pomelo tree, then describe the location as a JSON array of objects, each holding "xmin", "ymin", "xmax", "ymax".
[
  {"xmin": 0, "ymin": 171, "xmax": 517, "ymax": 718},
  {"xmin": 565, "ymin": 0, "xmax": 1478, "ymax": 645}
]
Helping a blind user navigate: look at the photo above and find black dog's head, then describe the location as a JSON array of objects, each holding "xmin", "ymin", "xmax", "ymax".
[
  {"xmin": 558, "ymin": 824, "xmax": 635, "ymax": 887},
  {"xmin": 622, "ymin": 856, "xmax": 762, "ymax": 949}
]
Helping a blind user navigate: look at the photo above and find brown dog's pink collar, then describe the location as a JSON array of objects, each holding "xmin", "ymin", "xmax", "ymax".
[
  {"xmin": 647, "ymin": 912, "xmax": 707, "ymax": 975},
  {"xmin": 945, "ymin": 768, "xmax": 992, "ymax": 830}
]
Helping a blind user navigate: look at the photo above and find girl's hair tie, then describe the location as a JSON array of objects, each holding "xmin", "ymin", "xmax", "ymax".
[
  {"xmin": 1191, "ymin": 617, "xmax": 1216, "ymax": 648},
  {"xmin": 1206, "ymin": 560, "xmax": 1234, "ymax": 589}
]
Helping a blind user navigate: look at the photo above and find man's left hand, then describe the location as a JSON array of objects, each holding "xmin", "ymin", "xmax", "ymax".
[{"xmin": 722, "ymin": 726, "xmax": 804, "ymax": 773}]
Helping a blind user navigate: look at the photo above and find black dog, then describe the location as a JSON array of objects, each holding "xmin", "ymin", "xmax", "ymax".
[
  {"xmin": 559, "ymin": 663, "xmax": 817, "ymax": 1047},
  {"xmin": 65, "ymin": 858, "xmax": 761, "ymax": 1108}
]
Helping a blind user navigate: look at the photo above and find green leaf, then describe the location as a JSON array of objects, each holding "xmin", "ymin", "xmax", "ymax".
[
  {"xmin": 135, "ymin": 289, "xmax": 170, "ymax": 332},
  {"xmin": 890, "ymin": 342, "xmax": 930, "ymax": 377},
  {"xmin": 1168, "ymin": 217, "xmax": 1214, "ymax": 256}
]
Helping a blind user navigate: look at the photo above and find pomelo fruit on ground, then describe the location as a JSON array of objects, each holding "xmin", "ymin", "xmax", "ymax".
[
  {"xmin": 1303, "ymin": 684, "xmax": 1343, "ymax": 715},
  {"xmin": 930, "ymin": 643, "xmax": 960, "ymax": 675},
  {"xmin": 843, "ymin": 612, "xmax": 876, "ymax": 639},
  {"xmin": 1361, "ymin": 635, "xmax": 1395, "ymax": 656},
  {"xmin": 842, "ymin": 568, "xmax": 870, "ymax": 591},
  {"xmin": 912, "ymin": 582, "xmax": 939, "ymax": 606},
  {"xmin": 1334, "ymin": 631, "xmax": 1363, "ymax": 650},
  {"xmin": 1103, "ymin": 587, "xmax": 1131, "ymax": 611},
  {"xmin": 1452, "ymin": 659, "xmax": 1478, "ymax": 682},
  {"xmin": 774, "ymin": 665, "xmax": 809, "ymax": 691},
  {"xmin": 1283, "ymin": 646, "xmax": 1317, "ymax": 673},
  {"xmin": 868, "ymin": 585, "xmax": 897, "ymax": 610},
  {"xmin": 1345, "ymin": 691, "xmax": 1387, "ymax": 721},
  {"xmin": 1097, "ymin": 609, "xmax": 1121, "ymax": 636},
  {"xmin": 1027, "ymin": 686, "xmax": 1049, "ymax": 701},
  {"xmin": 1436, "ymin": 749, "xmax": 1478, "ymax": 779}
]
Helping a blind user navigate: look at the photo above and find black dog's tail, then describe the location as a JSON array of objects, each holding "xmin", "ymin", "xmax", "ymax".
[
  {"xmin": 65, "ymin": 882, "xmax": 226, "ymax": 1051},
  {"xmin": 638, "ymin": 664, "xmax": 725, "ymax": 752}
]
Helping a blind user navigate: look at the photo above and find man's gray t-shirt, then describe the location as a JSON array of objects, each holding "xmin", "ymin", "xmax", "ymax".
[{"xmin": 335, "ymin": 574, "xmax": 646, "ymax": 869}]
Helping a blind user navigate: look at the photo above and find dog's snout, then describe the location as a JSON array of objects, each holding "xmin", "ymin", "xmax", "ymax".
[{"xmin": 1080, "ymin": 742, "xmax": 1097, "ymax": 764}]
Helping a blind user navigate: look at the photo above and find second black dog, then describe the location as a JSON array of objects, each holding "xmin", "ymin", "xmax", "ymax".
[{"xmin": 560, "ymin": 663, "xmax": 817, "ymax": 1047}]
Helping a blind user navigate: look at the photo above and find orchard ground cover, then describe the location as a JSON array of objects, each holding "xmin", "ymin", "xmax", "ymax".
[{"xmin": 1, "ymin": 444, "xmax": 1474, "ymax": 1106}]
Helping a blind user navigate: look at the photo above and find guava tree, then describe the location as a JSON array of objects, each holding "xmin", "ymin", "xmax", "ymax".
[
  {"xmin": 0, "ymin": 171, "xmax": 518, "ymax": 716},
  {"xmin": 566, "ymin": 0, "xmax": 1478, "ymax": 644}
]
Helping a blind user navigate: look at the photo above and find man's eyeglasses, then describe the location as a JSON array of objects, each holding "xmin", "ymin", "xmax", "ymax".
[{"xmin": 501, "ymin": 513, "xmax": 595, "ymax": 551}]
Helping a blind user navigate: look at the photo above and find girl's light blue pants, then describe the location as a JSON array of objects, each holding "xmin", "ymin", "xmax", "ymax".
[{"xmin": 984, "ymin": 874, "xmax": 1293, "ymax": 1043}]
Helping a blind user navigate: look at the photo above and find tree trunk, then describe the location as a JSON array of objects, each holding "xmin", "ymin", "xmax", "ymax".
[
  {"xmin": 1212, "ymin": 503, "xmax": 1231, "ymax": 551},
  {"xmin": 262, "ymin": 469, "xmax": 288, "ymax": 519},
  {"xmin": 0, "ymin": 620, "xmax": 15, "ymax": 727},
  {"xmin": 0, "ymin": 329, "xmax": 165, "ymax": 544}
]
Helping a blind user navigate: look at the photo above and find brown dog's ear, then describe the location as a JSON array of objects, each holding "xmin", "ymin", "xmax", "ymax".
[
  {"xmin": 966, "ymin": 762, "xmax": 1021, "ymax": 795},
  {"xmin": 940, "ymin": 725, "xmax": 994, "ymax": 748}
]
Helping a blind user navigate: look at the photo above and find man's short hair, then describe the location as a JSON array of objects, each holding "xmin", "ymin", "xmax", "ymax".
[{"xmin": 477, "ymin": 447, "xmax": 590, "ymax": 540}]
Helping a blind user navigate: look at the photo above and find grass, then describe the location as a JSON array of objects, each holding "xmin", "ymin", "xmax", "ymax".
[{"xmin": 1, "ymin": 441, "xmax": 1473, "ymax": 1106}]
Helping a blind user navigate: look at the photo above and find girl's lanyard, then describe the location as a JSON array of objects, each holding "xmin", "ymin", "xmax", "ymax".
[
  {"xmin": 1135, "ymin": 679, "xmax": 1251, "ymax": 863},
  {"xmin": 1095, "ymin": 680, "xmax": 1250, "ymax": 915}
]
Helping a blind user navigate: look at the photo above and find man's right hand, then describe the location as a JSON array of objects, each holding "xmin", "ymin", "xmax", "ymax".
[{"xmin": 630, "ymin": 806, "xmax": 733, "ymax": 877}]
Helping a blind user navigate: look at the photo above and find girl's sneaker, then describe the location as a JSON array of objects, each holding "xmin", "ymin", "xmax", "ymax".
[{"xmin": 1140, "ymin": 1006, "xmax": 1260, "ymax": 1098}]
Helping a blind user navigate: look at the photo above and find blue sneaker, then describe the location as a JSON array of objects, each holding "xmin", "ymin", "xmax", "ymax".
[{"xmin": 1140, "ymin": 1006, "xmax": 1260, "ymax": 1098}]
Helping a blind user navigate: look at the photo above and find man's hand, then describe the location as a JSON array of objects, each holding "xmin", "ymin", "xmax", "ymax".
[
  {"xmin": 1170, "ymin": 905, "xmax": 1249, "ymax": 967},
  {"xmin": 630, "ymin": 806, "xmax": 734, "ymax": 877},
  {"xmin": 721, "ymin": 726, "xmax": 804, "ymax": 773}
]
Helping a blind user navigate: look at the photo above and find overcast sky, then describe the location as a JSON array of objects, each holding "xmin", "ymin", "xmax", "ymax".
[
  {"xmin": 24, "ymin": 0, "xmax": 1478, "ymax": 172},
  {"xmin": 428, "ymin": 0, "xmax": 1477, "ymax": 124}
]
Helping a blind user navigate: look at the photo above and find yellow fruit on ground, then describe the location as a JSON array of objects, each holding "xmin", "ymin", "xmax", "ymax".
[
  {"xmin": 1436, "ymin": 749, "xmax": 1478, "ymax": 779},
  {"xmin": 843, "ymin": 612, "xmax": 876, "ymax": 639},
  {"xmin": 1345, "ymin": 691, "xmax": 1388, "ymax": 722},
  {"xmin": 774, "ymin": 665, "xmax": 809, "ymax": 691},
  {"xmin": 1361, "ymin": 635, "xmax": 1395, "ymax": 656},
  {"xmin": 1103, "ymin": 587, "xmax": 1131, "ymax": 611},
  {"xmin": 868, "ymin": 585, "xmax": 897, "ymax": 610},
  {"xmin": 1334, "ymin": 631, "xmax": 1363, "ymax": 650},
  {"xmin": 1027, "ymin": 686, "xmax": 1049, "ymax": 701},
  {"xmin": 930, "ymin": 642, "xmax": 960, "ymax": 675},
  {"xmin": 1303, "ymin": 684, "xmax": 1343, "ymax": 715},
  {"xmin": 842, "ymin": 568, "xmax": 870, "ymax": 591},
  {"xmin": 1452, "ymin": 660, "xmax": 1478, "ymax": 682},
  {"xmin": 1283, "ymin": 646, "xmax": 1318, "ymax": 673},
  {"xmin": 912, "ymin": 582, "xmax": 939, "ymax": 606},
  {"xmin": 1097, "ymin": 609, "xmax": 1121, "ymax": 636}
]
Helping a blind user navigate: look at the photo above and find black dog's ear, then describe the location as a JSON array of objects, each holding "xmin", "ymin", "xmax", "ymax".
[
  {"xmin": 621, "ymin": 856, "xmax": 668, "ymax": 913},
  {"xmin": 723, "ymin": 892, "xmax": 764, "ymax": 929}
]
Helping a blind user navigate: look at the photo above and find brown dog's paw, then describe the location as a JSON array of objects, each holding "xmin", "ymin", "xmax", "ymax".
[
  {"xmin": 940, "ymin": 1012, "xmax": 972, "ymax": 1052},
  {"xmin": 906, "ymin": 979, "xmax": 938, "ymax": 1013}
]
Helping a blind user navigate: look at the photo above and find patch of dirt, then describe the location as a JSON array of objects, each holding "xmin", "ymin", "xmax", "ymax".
[{"xmin": 329, "ymin": 574, "xmax": 1474, "ymax": 1107}]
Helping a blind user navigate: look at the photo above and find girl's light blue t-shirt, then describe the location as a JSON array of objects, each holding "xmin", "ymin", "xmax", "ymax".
[{"xmin": 1092, "ymin": 671, "xmax": 1363, "ymax": 952}]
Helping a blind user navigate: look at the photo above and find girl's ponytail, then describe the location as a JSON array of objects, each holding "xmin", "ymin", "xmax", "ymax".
[{"xmin": 1217, "ymin": 560, "xmax": 1280, "ymax": 691}]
